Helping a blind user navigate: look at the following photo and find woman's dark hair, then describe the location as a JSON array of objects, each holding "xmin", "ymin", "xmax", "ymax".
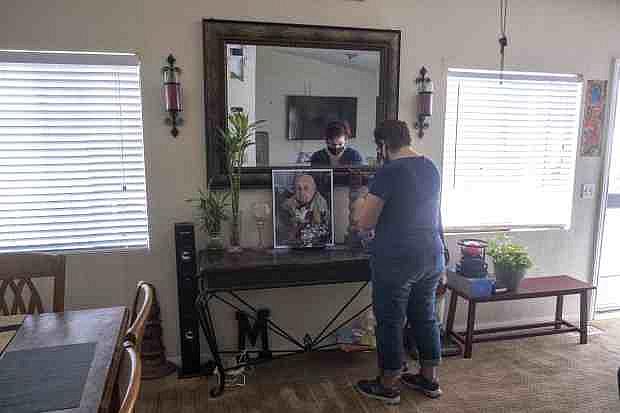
[
  {"xmin": 374, "ymin": 120, "xmax": 411, "ymax": 150},
  {"xmin": 324, "ymin": 120, "xmax": 352, "ymax": 140}
]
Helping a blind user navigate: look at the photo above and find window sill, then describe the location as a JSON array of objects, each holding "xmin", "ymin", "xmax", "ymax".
[
  {"xmin": 444, "ymin": 226, "xmax": 568, "ymax": 236},
  {"xmin": 18, "ymin": 246, "xmax": 152, "ymax": 256}
]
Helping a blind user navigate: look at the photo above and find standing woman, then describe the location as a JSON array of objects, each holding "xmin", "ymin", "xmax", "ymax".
[{"xmin": 353, "ymin": 120, "xmax": 444, "ymax": 404}]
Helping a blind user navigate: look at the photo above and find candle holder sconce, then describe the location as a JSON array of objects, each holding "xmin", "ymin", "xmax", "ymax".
[
  {"xmin": 414, "ymin": 67, "xmax": 433, "ymax": 139},
  {"xmin": 162, "ymin": 54, "xmax": 183, "ymax": 137},
  {"xmin": 251, "ymin": 202, "xmax": 271, "ymax": 249}
]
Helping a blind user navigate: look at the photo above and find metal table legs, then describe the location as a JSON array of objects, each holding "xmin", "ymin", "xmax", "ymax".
[{"xmin": 195, "ymin": 282, "xmax": 372, "ymax": 397}]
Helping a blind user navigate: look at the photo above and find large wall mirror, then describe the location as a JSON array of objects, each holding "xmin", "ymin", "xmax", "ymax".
[{"xmin": 204, "ymin": 19, "xmax": 400, "ymax": 187}]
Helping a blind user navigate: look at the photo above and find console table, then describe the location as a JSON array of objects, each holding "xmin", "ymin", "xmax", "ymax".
[
  {"xmin": 445, "ymin": 275, "xmax": 595, "ymax": 358},
  {"xmin": 195, "ymin": 246, "xmax": 372, "ymax": 397}
]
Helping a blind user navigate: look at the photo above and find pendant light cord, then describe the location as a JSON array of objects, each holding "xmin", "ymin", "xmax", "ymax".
[
  {"xmin": 500, "ymin": 0, "xmax": 508, "ymax": 36},
  {"xmin": 499, "ymin": 0, "xmax": 508, "ymax": 83}
]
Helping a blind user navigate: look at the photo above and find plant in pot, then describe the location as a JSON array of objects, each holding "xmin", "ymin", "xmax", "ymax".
[
  {"xmin": 186, "ymin": 183, "xmax": 230, "ymax": 251},
  {"xmin": 219, "ymin": 112, "xmax": 266, "ymax": 252},
  {"xmin": 488, "ymin": 235, "xmax": 533, "ymax": 291}
]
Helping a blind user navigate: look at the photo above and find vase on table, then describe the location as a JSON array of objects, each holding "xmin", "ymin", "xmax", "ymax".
[
  {"xmin": 228, "ymin": 173, "xmax": 243, "ymax": 253},
  {"xmin": 219, "ymin": 113, "xmax": 267, "ymax": 253},
  {"xmin": 228, "ymin": 212, "xmax": 243, "ymax": 253},
  {"xmin": 252, "ymin": 202, "xmax": 271, "ymax": 249},
  {"xmin": 206, "ymin": 231, "xmax": 225, "ymax": 252}
]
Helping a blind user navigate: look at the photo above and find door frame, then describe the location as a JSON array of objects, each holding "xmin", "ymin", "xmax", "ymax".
[{"xmin": 592, "ymin": 58, "xmax": 620, "ymax": 317}]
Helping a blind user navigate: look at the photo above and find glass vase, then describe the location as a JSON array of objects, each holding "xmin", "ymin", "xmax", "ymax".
[
  {"xmin": 228, "ymin": 211, "xmax": 243, "ymax": 253},
  {"xmin": 206, "ymin": 231, "xmax": 225, "ymax": 251},
  {"xmin": 228, "ymin": 173, "xmax": 243, "ymax": 253}
]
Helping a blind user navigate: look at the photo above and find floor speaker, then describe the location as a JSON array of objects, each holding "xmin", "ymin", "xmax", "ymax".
[{"xmin": 174, "ymin": 222, "xmax": 201, "ymax": 377}]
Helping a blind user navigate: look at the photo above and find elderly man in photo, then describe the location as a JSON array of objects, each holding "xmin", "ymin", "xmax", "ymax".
[{"xmin": 281, "ymin": 174, "xmax": 330, "ymax": 245}]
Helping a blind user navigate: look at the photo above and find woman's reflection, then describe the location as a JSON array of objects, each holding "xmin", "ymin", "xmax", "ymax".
[{"xmin": 310, "ymin": 120, "xmax": 363, "ymax": 167}]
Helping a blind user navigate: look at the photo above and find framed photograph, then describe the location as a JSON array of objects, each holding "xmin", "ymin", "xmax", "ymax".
[{"xmin": 272, "ymin": 169, "xmax": 334, "ymax": 248}]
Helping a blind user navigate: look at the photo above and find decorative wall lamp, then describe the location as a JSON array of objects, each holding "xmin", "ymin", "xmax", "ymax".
[
  {"xmin": 414, "ymin": 67, "xmax": 433, "ymax": 138},
  {"xmin": 162, "ymin": 54, "xmax": 183, "ymax": 137}
]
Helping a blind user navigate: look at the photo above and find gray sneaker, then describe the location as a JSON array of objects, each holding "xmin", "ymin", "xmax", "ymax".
[
  {"xmin": 355, "ymin": 377, "xmax": 401, "ymax": 405},
  {"xmin": 400, "ymin": 373, "xmax": 442, "ymax": 398}
]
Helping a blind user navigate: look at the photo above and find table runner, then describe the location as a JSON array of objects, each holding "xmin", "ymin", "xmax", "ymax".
[{"xmin": 0, "ymin": 342, "xmax": 97, "ymax": 413}]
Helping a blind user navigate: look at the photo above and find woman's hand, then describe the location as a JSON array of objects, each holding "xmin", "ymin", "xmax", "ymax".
[
  {"xmin": 351, "ymin": 195, "xmax": 367, "ymax": 223},
  {"xmin": 353, "ymin": 193, "xmax": 384, "ymax": 231}
]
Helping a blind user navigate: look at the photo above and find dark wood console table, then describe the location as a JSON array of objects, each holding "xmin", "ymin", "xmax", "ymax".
[
  {"xmin": 196, "ymin": 246, "xmax": 372, "ymax": 397},
  {"xmin": 445, "ymin": 275, "xmax": 595, "ymax": 358}
]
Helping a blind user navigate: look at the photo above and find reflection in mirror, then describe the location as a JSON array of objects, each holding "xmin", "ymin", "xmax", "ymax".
[{"xmin": 226, "ymin": 45, "xmax": 380, "ymax": 167}]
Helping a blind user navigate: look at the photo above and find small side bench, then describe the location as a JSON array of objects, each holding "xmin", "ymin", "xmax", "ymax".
[{"xmin": 445, "ymin": 275, "xmax": 595, "ymax": 358}]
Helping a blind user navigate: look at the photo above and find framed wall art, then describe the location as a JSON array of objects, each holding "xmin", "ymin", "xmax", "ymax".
[{"xmin": 580, "ymin": 79, "xmax": 608, "ymax": 157}]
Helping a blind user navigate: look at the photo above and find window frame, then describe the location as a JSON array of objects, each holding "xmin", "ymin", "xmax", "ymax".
[
  {"xmin": 439, "ymin": 67, "xmax": 584, "ymax": 233},
  {"xmin": 0, "ymin": 50, "xmax": 151, "ymax": 254}
]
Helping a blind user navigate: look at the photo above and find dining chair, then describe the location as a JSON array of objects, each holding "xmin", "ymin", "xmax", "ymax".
[
  {"xmin": 116, "ymin": 340, "xmax": 142, "ymax": 413},
  {"xmin": 126, "ymin": 281, "xmax": 154, "ymax": 350},
  {"xmin": 0, "ymin": 253, "xmax": 66, "ymax": 315}
]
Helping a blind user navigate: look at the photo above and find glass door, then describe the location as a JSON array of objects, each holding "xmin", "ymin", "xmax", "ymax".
[{"xmin": 595, "ymin": 59, "xmax": 620, "ymax": 314}]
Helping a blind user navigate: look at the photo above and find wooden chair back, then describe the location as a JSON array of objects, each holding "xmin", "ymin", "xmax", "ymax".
[
  {"xmin": 126, "ymin": 281, "xmax": 154, "ymax": 350},
  {"xmin": 116, "ymin": 340, "xmax": 142, "ymax": 413},
  {"xmin": 0, "ymin": 253, "xmax": 66, "ymax": 315}
]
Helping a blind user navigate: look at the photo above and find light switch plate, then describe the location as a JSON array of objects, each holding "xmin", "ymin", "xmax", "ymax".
[{"xmin": 581, "ymin": 183, "xmax": 595, "ymax": 199}]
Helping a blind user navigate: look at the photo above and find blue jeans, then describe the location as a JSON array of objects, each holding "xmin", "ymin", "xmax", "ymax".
[{"xmin": 371, "ymin": 256, "xmax": 442, "ymax": 377}]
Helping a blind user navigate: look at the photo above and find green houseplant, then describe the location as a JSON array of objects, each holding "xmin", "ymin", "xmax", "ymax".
[
  {"xmin": 219, "ymin": 112, "xmax": 265, "ymax": 252},
  {"xmin": 187, "ymin": 183, "xmax": 230, "ymax": 251},
  {"xmin": 488, "ymin": 235, "xmax": 533, "ymax": 291}
]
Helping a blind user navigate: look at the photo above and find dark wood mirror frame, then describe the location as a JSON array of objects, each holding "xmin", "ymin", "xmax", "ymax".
[{"xmin": 203, "ymin": 18, "xmax": 401, "ymax": 188}]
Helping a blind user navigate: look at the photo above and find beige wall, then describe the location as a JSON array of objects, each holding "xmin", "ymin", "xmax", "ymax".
[
  {"xmin": 255, "ymin": 47, "xmax": 379, "ymax": 164},
  {"xmin": 2, "ymin": 0, "xmax": 620, "ymax": 358}
]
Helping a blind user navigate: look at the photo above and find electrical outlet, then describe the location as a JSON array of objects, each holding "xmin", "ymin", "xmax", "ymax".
[{"xmin": 581, "ymin": 184, "xmax": 595, "ymax": 199}]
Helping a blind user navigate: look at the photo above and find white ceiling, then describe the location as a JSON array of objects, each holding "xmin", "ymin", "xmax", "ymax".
[{"xmin": 269, "ymin": 46, "xmax": 380, "ymax": 73}]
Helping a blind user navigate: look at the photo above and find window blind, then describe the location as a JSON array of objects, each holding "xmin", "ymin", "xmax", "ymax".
[
  {"xmin": 442, "ymin": 68, "xmax": 583, "ymax": 230},
  {"xmin": 0, "ymin": 51, "xmax": 149, "ymax": 252}
]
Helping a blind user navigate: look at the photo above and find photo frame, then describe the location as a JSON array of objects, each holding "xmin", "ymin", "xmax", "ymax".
[{"xmin": 272, "ymin": 169, "xmax": 335, "ymax": 248}]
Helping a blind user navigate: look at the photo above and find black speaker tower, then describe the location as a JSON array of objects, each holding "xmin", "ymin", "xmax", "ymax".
[{"xmin": 174, "ymin": 222, "xmax": 202, "ymax": 377}]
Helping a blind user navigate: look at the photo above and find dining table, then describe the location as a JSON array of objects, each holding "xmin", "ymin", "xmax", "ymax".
[{"xmin": 0, "ymin": 307, "xmax": 128, "ymax": 413}]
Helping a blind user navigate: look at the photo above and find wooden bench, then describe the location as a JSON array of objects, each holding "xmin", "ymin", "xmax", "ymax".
[{"xmin": 445, "ymin": 275, "xmax": 595, "ymax": 358}]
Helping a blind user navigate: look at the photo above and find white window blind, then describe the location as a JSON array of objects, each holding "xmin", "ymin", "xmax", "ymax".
[
  {"xmin": 442, "ymin": 68, "xmax": 583, "ymax": 230},
  {"xmin": 0, "ymin": 51, "xmax": 149, "ymax": 252}
]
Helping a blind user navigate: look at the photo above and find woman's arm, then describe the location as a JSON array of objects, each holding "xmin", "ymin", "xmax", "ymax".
[{"xmin": 352, "ymin": 193, "xmax": 384, "ymax": 231}]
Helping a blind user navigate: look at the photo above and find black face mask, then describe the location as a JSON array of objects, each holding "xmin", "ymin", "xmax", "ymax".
[{"xmin": 327, "ymin": 145, "xmax": 345, "ymax": 156}]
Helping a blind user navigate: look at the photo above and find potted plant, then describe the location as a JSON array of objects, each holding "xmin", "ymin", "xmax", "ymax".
[
  {"xmin": 488, "ymin": 235, "xmax": 533, "ymax": 291},
  {"xmin": 219, "ymin": 112, "xmax": 265, "ymax": 252},
  {"xmin": 187, "ymin": 183, "xmax": 230, "ymax": 251}
]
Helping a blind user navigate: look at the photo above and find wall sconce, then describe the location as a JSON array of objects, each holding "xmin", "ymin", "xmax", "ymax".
[
  {"xmin": 162, "ymin": 54, "xmax": 183, "ymax": 137},
  {"xmin": 414, "ymin": 67, "xmax": 433, "ymax": 138}
]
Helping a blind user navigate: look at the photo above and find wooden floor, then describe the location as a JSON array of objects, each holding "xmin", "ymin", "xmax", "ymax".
[{"xmin": 137, "ymin": 320, "xmax": 620, "ymax": 412}]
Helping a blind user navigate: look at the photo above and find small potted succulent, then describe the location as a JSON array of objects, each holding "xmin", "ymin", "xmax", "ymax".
[
  {"xmin": 187, "ymin": 183, "xmax": 230, "ymax": 251},
  {"xmin": 488, "ymin": 235, "xmax": 533, "ymax": 291}
]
